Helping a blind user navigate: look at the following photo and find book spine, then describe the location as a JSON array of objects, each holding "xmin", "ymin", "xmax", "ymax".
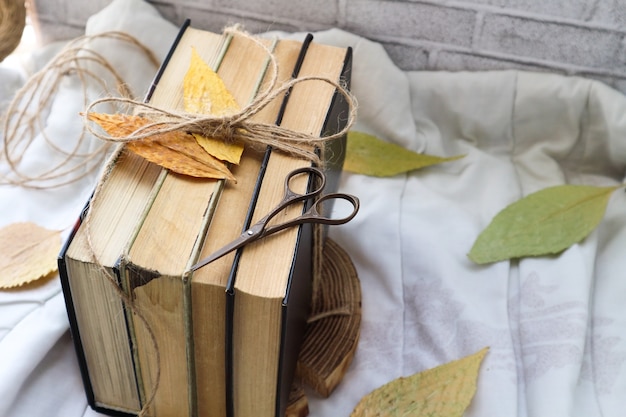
[
  {"xmin": 223, "ymin": 34, "xmax": 313, "ymax": 417},
  {"xmin": 182, "ymin": 29, "xmax": 237, "ymax": 417},
  {"xmin": 58, "ymin": 196, "xmax": 139, "ymax": 417},
  {"xmin": 116, "ymin": 20, "xmax": 192, "ymax": 416},
  {"xmin": 121, "ymin": 29, "xmax": 232, "ymax": 417},
  {"xmin": 58, "ymin": 20, "xmax": 192, "ymax": 417},
  {"xmin": 275, "ymin": 46, "xmax": 353, "ymax": 417},
  {"xmin": 183, "ymin": 179, "xmax": 224, "ymax": 417}
]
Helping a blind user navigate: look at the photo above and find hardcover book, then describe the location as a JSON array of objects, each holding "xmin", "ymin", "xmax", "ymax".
[{"xmin": 59, "ymin": 21, "xmax": 352, "ymax": 417}]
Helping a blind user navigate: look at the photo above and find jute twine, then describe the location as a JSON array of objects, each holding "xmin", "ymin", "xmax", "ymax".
[
  {"xmin": 1, "ymin": 31, "xmax": 159, "ymax": 189},
  {"xmin": 0, "ymin": 0, "xmax": 26, "ymax": 62}
]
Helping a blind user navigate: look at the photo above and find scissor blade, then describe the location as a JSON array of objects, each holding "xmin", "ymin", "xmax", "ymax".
[{"xmin": 190, "ymin": 233, "xmax": 251, "ymax": 271}]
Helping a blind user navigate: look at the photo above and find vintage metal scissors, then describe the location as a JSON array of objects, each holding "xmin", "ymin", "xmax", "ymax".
[{"xmin": 190, "ymin": 166, "xmax": 359, "ymax": 271}]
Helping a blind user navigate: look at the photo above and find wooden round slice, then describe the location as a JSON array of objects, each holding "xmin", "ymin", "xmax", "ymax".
[
  {"xmin": 297, "ymin": 238, "xmax": 361, "ymax": 396},
  {"xmin": 286, "ymin": 238, "xmax": 361, "ymax": 416}
]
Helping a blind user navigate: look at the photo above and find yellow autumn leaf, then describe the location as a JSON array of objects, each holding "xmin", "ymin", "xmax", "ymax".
[
  {"xmin": 191, "ymin": 135, "xmax": 244, "ymax": 165},
  {"xmin": 0, "ymin": 222, "xmax": 61, "ymax": 289},
  {"xmin": 351, "ymin": 347, "xmax": 488, "ymax": 417},
  {"xmin": 184, "ymin": 47, "xmax": 239, "ymax": 115},
  {"xmin": 87, "ymin": 112, "xmax": 235, "ymax": 181},
  {"xmin": 185, "ymin": 48, "xmax": 244, "ymax": 165}
]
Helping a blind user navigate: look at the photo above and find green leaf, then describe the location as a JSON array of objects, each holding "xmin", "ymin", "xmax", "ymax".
[
  {"xmin": 344, "ymin": 131, "xmax": 463, "ymax": 177},
  {"xmin": 468, "ymin": 184, "xmax": 622, "ymax": 264},
  {"xmin": 350, "ymin": 347, "xmax": 488, "ymax": 417}
]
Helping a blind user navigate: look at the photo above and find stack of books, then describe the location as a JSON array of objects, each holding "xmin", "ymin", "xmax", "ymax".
[{"xmin": 59, "ymin": 20, "xmax": 352, "ymax": 417}]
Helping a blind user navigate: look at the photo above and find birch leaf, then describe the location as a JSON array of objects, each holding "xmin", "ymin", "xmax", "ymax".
[
  {"xmin": 87, "ymin": 112, "xmax": 235, "ymax": 181},
  {"xmin": 351, "ymin": 347, "xmax": 488, "ymax": 417},
  {"xmin": 469, "ymin": 184, "xmax": 621, "ymax": 264},
  {"xmin": 344, "ymin": 131, "xmax": 463, "ymax": 177},
  {"xmin": 0, "ymin": 222, "xmax": 61, "ymax": 289},
  {"xmin": 184, "ymin": 48, "xmax": 244, "ymax": 165}
]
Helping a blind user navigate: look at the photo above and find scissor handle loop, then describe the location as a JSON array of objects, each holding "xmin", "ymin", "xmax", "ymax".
[
  {"xmin": 264, "ymin": 192, "xmax": 360, "ymax": 236},
  {"xmin": 308, "ymin": 193, "xmax": 360, "ymax": 225},
  {"xmin": 256, "ymin": 166, "xmax": 326, "ymax": 232},
  {"xmin": 283, "ymin": 166, "xmax": 326, "ymax": 201}
]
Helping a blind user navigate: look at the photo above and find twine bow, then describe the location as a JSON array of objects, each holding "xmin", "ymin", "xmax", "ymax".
[{"xmin": 84, "ymin": 27, "xmax": 357, "ymax": 167}]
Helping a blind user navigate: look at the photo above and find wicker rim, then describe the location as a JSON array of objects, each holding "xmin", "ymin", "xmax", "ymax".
[{"xmin": 0, "ymin": 0, "xmax": 26, "ymax": 61}]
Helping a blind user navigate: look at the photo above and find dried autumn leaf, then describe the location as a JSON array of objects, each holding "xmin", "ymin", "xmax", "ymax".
[
  {"xmin": 184, "ymin": 48, "xmax": 239, "ymax": 115},
  {"xmin": 87, "ymin": 112, "xmax": 235, "ymax": 180},
  {"xmin": 191, "ymin": 134, "xmax": 244, "ymax": 165},
  {"xmin": 0, "ymin": 222, "xmax": 61, "ymax": 289},
  {"xmin": 468, "ymin": 184, "xmax": 621, "ymax": 264},
  {"xmin": 345, "ymin": 131, "xmax": 463, "ymax": 177},
  {"xmin": 351, "ymin": 347, "xmax": 488, "ymax": 417},
  {"xmin": 185, "ymin": 48, "xmax": 244, "ymax": 164}
]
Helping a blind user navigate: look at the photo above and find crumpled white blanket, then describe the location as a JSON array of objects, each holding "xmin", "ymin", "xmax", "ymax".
[{"xmin": 1, "ymin": 1, "xmax": 626, "ymax": 416}]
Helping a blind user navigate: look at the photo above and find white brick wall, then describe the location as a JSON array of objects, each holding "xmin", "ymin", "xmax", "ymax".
[{"xmin": 30, "ymin": 0, "xmax": 626, "ymax": 93}]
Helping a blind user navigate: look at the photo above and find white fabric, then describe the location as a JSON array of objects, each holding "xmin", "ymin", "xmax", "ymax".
[{"xmin": 2, "ymin": 0, "xmax": 626, "ymax": 416}]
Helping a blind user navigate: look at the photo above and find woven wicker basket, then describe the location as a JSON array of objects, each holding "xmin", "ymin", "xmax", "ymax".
[{"xmin": 0, "ymin": 0, "xmax": 26, "ymax": 61}]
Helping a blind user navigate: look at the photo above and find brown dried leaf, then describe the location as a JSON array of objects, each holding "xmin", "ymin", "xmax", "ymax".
[
  {"xmin": 87, "ymin": 113, "xmax": 235, "ymax": 180},
  {"xmin": 0, "ymin": 222, "xmax": 61, "ymax": 289},
  {"xmin": 86, "ymin": 112, "xmax": 142, "ymax": 137}
]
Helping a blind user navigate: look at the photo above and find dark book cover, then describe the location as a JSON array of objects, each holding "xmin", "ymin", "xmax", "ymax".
[{"xmin": 274, "ymin": 45, "xmax": 352, "ymax": 417}]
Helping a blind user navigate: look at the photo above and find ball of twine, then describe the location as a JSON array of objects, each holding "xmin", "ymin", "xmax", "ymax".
[{"xmin": 0, "ymin": 0, "xmax": 26, "ymax": 61}]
